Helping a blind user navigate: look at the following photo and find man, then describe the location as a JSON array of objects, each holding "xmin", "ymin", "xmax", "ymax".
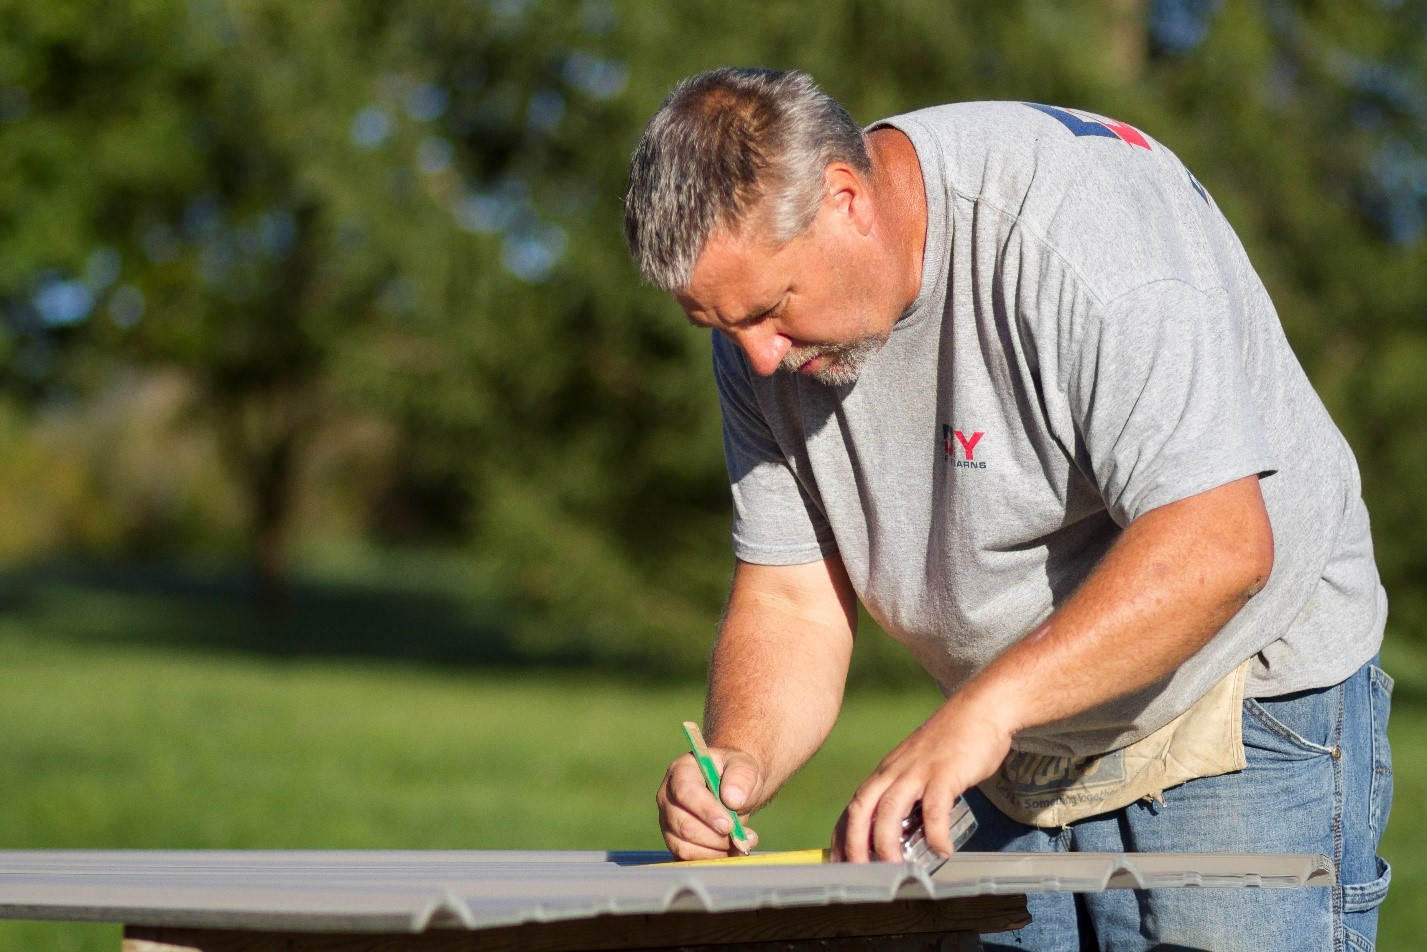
[{"xmin": 623, "ymin": 67, "xmax": 1392, "ymax": 950}]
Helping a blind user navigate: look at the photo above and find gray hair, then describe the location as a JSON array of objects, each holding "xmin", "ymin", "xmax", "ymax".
[{"xmin": 623, "ymin": 68, "xmax": 870, "ymax": 291}]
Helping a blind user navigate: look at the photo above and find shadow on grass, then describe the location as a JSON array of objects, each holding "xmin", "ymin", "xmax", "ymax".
[
  {"xmin": 0, "ymin": 558, "xmax": 954, "ymax": 691},
  {"xmin": 0, "ymin": 558, "xmax": 667, "ymax": 678}
]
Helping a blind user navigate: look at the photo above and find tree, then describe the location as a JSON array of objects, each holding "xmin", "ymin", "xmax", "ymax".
[{"xmin": 2, "ymin": 0, "xmax": 1426, "ymax": 665}]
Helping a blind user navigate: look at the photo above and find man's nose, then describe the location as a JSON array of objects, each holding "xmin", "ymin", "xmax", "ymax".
[{"xmin": 733, "ymin": 323, "xmax": 792, "ymax": 376}]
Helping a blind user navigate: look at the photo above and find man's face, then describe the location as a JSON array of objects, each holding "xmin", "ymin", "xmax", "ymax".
[{"xmin": 675, "ymin": 186, "xmax": 901, "ymax": 387}]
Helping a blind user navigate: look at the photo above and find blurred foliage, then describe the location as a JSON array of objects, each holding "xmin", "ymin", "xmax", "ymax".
[{"xmin": 0, "ymin": 0, "xmax": 1424, "ymax": 671}]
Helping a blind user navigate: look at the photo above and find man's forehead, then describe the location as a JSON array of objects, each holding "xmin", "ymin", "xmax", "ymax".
[{"xmin": 678, "ymin": 226, "xmax": 787, "ymax": 321}]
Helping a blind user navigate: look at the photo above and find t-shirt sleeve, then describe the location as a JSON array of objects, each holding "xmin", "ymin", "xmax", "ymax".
[
  {"xmin": 1067, "ymin": 279, "xmax": 1279, "ymax": 526},
  {"xmin": 712, "ymin": 333, "xmax": 838, "ymax": 564}
]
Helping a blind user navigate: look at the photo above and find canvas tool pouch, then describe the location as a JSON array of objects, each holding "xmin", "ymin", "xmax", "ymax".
[{"xmin": 978, "ymin": 660, "xmax": 1251, "ymax": 828}]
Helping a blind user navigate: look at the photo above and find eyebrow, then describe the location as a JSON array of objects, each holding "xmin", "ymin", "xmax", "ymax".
[{"xmin": 684, "ymin": 296, "xmax": 783, "ymax": 330}]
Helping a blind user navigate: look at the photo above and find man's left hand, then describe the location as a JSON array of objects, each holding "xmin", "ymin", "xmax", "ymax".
[
  {"xmin": 830, "ymin": 475, "xmax": 1275, "ymax": 865},
  {"xmin": 831, "ymin": 688, "xmax": 1015, "ymax": 862}
]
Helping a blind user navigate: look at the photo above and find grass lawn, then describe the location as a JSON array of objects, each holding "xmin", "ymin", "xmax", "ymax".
[
  {"xmin": 0, "ymin": 624, "xmax": 943, "ymax": 951},
  {"xmin": 0, "ymin": 565, "xmax": 1423, "ymax": 949}
]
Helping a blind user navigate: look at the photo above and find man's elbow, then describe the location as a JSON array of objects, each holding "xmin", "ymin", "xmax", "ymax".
[{"xmin": 1230, "ymin": 510, "xmax": 1275, "ymax": 604}]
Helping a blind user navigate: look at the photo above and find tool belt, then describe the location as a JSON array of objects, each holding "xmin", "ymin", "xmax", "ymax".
[{"xmin": 978, "ymin": 660, "xmax": 1250, "ymax": 829}]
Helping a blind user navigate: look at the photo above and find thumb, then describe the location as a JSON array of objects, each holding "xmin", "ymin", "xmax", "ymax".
[{"xmin": 717, "ymin": 749, "xmax": 762, "ymax": 812}]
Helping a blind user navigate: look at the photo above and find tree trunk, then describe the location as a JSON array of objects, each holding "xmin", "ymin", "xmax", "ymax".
[
  {"xmin": 211, "ymin": 386, "xmax": 309, "ymax": 620},
  {"xmin": 1108, "ymin": 0, "xmax": 1148, "ymax": 81},
  {"xmin": 250, "ymin": 432, "xmax": 295, "ymax": 619}
]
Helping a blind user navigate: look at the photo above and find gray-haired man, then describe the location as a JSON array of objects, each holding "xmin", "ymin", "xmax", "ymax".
[{"xmin": 625, "ymin": 68, "xmax": 1392, "ymax": 950}]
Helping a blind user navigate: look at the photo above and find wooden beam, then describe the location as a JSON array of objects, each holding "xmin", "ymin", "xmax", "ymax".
[
  {"xmin": 124, "ymin": 934, "xmax": 987, "ymax": 952},
  {"xmin": 123, "ymin": 940, "xmax": 205, "ymax": 952},
  {"xmin": 122, "ymin": 893, "xmax": 1029, "ymax": 952}
]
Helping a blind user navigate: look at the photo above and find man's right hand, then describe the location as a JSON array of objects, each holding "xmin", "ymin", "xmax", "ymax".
[
  {"xmin": 657, "ymin": 746, "xmax": 764, "ymax": 859},
  {"xmin": 656, "ymin": 556, "xmax": 858, "ymax": 860}
]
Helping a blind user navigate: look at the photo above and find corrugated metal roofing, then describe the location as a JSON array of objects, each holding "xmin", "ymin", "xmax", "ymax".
[{"xmin": 0, "ymin": 850, "xmax": 1333, "ymax": 934}]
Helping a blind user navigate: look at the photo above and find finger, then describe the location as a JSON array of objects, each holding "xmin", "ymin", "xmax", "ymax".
[
  {"xmin": 714, "ymin": 749, "xmax": 761, "ymax": 812},
  {"xmin": 663, "ymin": 824, "xmax": 762, "ymax": 861},
  {"xmin": 920, "ymin": 776, "xmax": 961, "ymax": 858},
  {"xmin": 872, "ymin": 780, "xmax": 922, "ymax": 862},
  {"xmin": 663, "ymin": 832, "xmax": 742, "ymax": 861},
  {"xmin": 661, "ymin": 805, "xmax": 762, "ymax": 859},
  {"xmin": 841, "ymin": 774, "xmax": 894, "ymax": 864},
  {"xmin": 666, "ymin": 758, "xmax": 738, "ymax": 836},
  {"xmin": 662, "ymin": 802, "xmax": 739, "ymax": 853},
  {"xmin": 726, "ymin": 814, "xmax": 759, "ymax": 856}
]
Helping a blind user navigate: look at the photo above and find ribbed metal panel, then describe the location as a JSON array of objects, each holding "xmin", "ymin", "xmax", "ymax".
[{"xmin": 0, "ymin": 850, "xmax": 1333, "ymax": 934}]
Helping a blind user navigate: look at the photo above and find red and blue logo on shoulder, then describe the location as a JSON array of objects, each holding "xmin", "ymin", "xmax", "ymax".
[{"xmin": 1024, "ymin": 102, "xmax": 1151, "ymax": 151}]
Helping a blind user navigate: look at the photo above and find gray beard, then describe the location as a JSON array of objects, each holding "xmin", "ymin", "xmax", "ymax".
[{"xmin": 780, "ymin": 335, "xmax": 887, "ymax": 387}]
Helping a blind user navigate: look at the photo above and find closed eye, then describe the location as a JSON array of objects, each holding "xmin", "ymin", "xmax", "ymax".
[{"xmin": 739, "ymin": 299, "xmax": 785, "ymax": 326}]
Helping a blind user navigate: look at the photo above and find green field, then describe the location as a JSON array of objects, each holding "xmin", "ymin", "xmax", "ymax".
[{"xmin": 1, "ymin": 569, "xmax": 1424, "ymax": 950}]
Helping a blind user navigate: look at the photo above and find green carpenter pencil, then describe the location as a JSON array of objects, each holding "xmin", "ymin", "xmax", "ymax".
[{"xmin": 682, "ymin": 720, "xmax": 753, "ymax": 855}]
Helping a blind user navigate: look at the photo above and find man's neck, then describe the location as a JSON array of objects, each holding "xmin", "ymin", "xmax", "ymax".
[{"xmin": 866, "ymin": 127, "xmax": 928, "ymax": 314}]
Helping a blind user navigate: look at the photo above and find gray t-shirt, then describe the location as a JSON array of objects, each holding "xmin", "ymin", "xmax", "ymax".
[{"xmin": 715, "ymin": 101, "xmax": 1386, "ymax": 758}]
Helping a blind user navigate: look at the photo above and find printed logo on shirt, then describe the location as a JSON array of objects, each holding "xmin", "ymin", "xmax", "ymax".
[
  {"xmin": 1024, "ymin": 103, "xmax": 1151, "ymax": 151},
  {"xmin": 942, "ymin": 425, "xmax": 986, "ymax": 470}
]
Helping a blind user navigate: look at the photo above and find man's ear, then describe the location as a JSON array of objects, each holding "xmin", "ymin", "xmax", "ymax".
[{"xmin": 824, "ymin": 163, "xmax": 874, "ymax": 236}]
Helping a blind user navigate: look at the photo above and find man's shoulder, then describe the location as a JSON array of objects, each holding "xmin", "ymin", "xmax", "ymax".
[
  {"xmin": 875, "ymin": 100, "xmax": 1124, "ymax": 145},
  {"xmin": 875, "ymin": 101, "xmax": 1118, "ymax": 208},
  {"xmin": 872, "ymin": 101, "xmax": 1047, "ymax": 157},
  {"xmin": 877, "ymin": 100, "xmax": 1172, "ymax": 182},
  {"xmin": 883, "ymin": 101, "xmax": 1221, "ymax": 302},
  {"xmin": 874, "ymin": 100, "xmax": 1039, "ymax": 126}
]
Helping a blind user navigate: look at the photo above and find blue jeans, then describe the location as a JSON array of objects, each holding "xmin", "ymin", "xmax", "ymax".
[{"xmin": 968, "ymin": 658, "xmax": 1394, "ymax": 951}]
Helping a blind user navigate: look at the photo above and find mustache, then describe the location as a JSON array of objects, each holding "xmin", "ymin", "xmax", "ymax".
[
  {"xmin": 779, "ymin": 337, "xmax": 885, "ymax": 370},
  {"xmin": 777, "ymin": 334, "xmax": 889, "ymax": 386},
  {"xmin": 779, "ymin": 341, "xmax": 855, "ymax": 373}
]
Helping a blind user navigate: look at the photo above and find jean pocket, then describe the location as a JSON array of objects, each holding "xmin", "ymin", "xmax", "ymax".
[
  {"xmin": 1369, "ymin": 665, "xmax": 1394, "ymax": 841},
  {"xmin": 1244, "ymin": 684, "xmax": 1340, "ymax": 757},
  {"xmin": 1342, "ymin": 854, "xmax": 1391, "ymax": 914},
  {"xmin": 1344, "ymin": 928, "xmax": 1375, "ymax": 952}
]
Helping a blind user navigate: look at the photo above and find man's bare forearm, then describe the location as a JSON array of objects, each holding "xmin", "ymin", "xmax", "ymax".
[
  {"xmin": 704, "ymin": 557, "xmax": 858, "ymax": 811},
  {"xmin": 838, "ymin": 475, "xmax": 1275, "ymax": 861},
  {"xmin": 959, "ymin": 474, "xmax": 1274, "ymax": 736}
]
